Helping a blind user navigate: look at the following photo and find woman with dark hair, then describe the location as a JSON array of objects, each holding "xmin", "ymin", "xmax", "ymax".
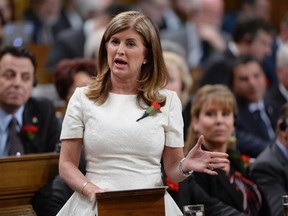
[{"xmin": 54, "ymin": 58, "xmax": 97, "ymax": 102}]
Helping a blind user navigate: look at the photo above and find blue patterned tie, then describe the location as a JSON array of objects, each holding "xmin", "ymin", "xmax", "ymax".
[{"xmin": 8, "ymin": 117, "xmax": 25, "ymax": 155}]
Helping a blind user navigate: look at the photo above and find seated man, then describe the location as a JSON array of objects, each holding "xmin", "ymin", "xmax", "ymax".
[
  {"xmin": 251, "ymin": 103, "xmax": 288, "ymax": 216},
  {"xmin": 0, "ymin": 46, "xmax": 61, "ymax": 156},
  {"xmin": 229, "ymin": 55, "xmax": 278, "ymax": 158}
]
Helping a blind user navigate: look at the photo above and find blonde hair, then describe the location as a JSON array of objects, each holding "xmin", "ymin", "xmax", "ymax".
[
  {"xmin": 86, "ymin": 11, "xmax": 168, "ymax": 107},
  {"xmin": 184, "ymin": 84, "xmax": 238, "ymax": 155},
  {"xmin": 163, "ymin": 51, "xmax": 193, "ymax": 108}
]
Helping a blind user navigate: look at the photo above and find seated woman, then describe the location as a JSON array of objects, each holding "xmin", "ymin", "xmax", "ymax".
[
  {"xmin": 54, "ymin": 58, "xmax": 97, "ymax": 103},
  {"xmin": 181, "ymin": 84, "xmax": 270, "ymax": 216}
]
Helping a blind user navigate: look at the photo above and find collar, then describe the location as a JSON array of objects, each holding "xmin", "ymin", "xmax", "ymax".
[
  {"xmin": 276, "ymin": 139, "xmax": 288, "ymax": 159},
  {"xmin": 279, "ymin": 83, "xmax": 288, "ymax": 101},
  {"xmin": 248, "ymin": 101, "xmax": 265, "ymax": 113},
  {"xmin": 0, "ymin": 106, "xmax": 25, "ymax": 131}
]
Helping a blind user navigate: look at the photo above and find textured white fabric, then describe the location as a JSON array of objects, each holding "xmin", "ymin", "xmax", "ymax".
[{"xmin": 57, "ymin": 87, "xmax": 184, "ymax": 216}]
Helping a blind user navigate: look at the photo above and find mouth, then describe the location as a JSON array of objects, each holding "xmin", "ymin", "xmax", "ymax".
[
  {"xmin": 114, "ymin": 58, "xmax": 127, "ymax": 66},
  {"xmin": 7, "ymin": 91, "xmax": 22, "ymax": 99},
  {"xmin": 213, "ymin": 129, "xmax": 226, "ymax": 135}
]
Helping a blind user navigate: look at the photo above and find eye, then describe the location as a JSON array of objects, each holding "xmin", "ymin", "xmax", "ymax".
[
  {"xmin": 22, "ymin": 73, "xmax": 32, "ymax": 82},
  {"xmin": 2, "ymin": 70, "xmax": 14, "ymax": 80},
  {"xmin": 222, "ymin": 111, "xmax": 231, "ymax": 116},
  {"xmin": 126, "ymin": 41, "xmax": 136, "ymax": 47},
  {"xmin": 205, "ymin": 110, "xmax": 215, "ymax": 117},
  {"xmin": 110, "ymin": 38, "xmax": 119, "ymax": 45}
]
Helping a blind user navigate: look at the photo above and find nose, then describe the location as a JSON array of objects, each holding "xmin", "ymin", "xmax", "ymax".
[
  {"xmin": 248, "ymin": 76, "xmax": 258, "ymax": 87},
  {"xmin": 13, "ymin": 74, "xmax": 22, "ymax": 85},
  {"xmin": 215, "ymin": 113, "xmax": 224, "ymax": 124},
  {"xmin": 117, "ymin": 43, "xmax": 125, "ymax": 55}
]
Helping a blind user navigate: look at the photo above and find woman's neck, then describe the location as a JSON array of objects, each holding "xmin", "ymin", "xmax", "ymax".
[
  {"xmin": 204, "ymin": 142, "xmax": 227, "ymax": 153},
  {"xmin": 110, "ymin": 78, "xmax": 138, "ymax": 94}
]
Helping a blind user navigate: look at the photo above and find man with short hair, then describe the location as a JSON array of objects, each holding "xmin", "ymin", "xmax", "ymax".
[
  {"xmin": 0, "ymin": 46, "xmax": 61, "ymax": 156},
  {"xmin": 229, "ymin": 55, "xmax": 278, "ymax": 158},
  {"xmin": 251, "ymin": 103, "xmax": 288, "ymax": 216}
]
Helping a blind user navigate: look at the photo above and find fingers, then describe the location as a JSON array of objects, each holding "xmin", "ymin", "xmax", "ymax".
[
  {"xmin": 195, "ymin": 135, "xmax": 204, "ymax": 149},
  {"xmin": 204, "ymin": 163, "xmax": 223, "ymax": 175},
  {"xmin": 207, "ymin": 162, "xmax": 227, "ymax": 170},
  {"xmin": 204, "ymin": 167, "xmax": 218, "ymax": 176},
  {"xmin": 209, "ymin": 151, "xmax": 229, "ymax": 158}
]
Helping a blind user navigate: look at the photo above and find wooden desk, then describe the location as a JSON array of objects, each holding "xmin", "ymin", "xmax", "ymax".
[
  {"xmin": 0, "ymin": 205, "xmax": 36, "ymax": 216},
  {"xmin": 0, "ymin": 153, "xmax": 59, "ymax": 208},
  {"xmin": 96, "ymin": 187, "xmax": 166, "ymax": 216}
]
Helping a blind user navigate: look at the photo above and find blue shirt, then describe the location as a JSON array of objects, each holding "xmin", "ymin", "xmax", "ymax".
[{"xmin": 0, "ymin": 106, "xmax": 24, "ymax": 156}]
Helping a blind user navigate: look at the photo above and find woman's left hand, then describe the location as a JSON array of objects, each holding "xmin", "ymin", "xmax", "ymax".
[{"xmin": 184, "ymin": 135, "xmax": 229, "ymax": 175}]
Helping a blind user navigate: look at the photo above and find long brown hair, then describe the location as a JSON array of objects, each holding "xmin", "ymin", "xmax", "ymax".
[{"xmin": 86, "ymin": 11, "xmax": 168, "ymax": 108}]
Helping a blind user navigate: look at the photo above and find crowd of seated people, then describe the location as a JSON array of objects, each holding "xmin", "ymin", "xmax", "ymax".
[{"xmin": 1, "ymin": 0, "xmax": 288, "ymax": 215}]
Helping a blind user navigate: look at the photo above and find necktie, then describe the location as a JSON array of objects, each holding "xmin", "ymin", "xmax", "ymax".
[
  {"xmin": 7, "ymin": 117, "xmax": 25, "ymax": 156},
  {"xmin": 252, "ymin": 109, "xmax": 271, "ymax": 141}
]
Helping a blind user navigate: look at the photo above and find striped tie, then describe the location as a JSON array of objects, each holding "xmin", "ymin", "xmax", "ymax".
[{"xmin": 8, "ymin": 117, "xmax": 25, "ymax": 156}]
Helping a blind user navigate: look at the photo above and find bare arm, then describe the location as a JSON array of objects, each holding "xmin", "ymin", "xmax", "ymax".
[{"xmin": 59, "ymin": 138, "xmax": 106, "ymax": 201}]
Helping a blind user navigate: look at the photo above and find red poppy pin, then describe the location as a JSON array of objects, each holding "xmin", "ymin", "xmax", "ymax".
[
  {"xmin": 22, "ymin": 125, "xmax": 38, "ymax": 140},
  {"xmin": 136, "ymin": 101, "xmax": 161, "ymax": 122}
]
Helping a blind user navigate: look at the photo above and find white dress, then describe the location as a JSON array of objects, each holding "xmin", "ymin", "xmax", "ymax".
[{"xmin": 57, "ymin": 87, "xmax": 184, "ymax": 216}]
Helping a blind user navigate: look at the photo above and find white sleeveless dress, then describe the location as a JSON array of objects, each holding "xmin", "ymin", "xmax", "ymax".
[{"xmin": 57, "ymin": 87, "xmax": 184, "ymax": 216}]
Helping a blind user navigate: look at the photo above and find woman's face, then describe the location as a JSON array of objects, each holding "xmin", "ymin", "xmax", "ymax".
[
  {"xmin": 193, "ymin": 102, "xmax": 234, "ymax": 146},
  {"xmin": 107, "ymin": 28, "xmax": 147, "ymax": 82}
]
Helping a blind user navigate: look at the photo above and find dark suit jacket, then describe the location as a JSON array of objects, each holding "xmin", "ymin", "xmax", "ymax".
[
  {"xmin": 251, "ymin": 143, "xmax": 288, "ymax": 216},
  {"xmin": 178, "ymin": 178, "xmax": 248, "ymax": 216},
  {"xmin": 236, "ymin": 98, "xmax": 278, "ymax": 158},
  {"xmin": 264, "ymin": 84, "xmax": 287, "ymax": 114},
  {"xmin": 20, "ymin": 97, "xmax": 61, "ymax": 153},
  {"xmin": 46, "ymin": 27, "xmax": 86, "ymax": 70},
  {"xmin": 188, "ymin": 149, "xmax": 270, "ymax": 216}
]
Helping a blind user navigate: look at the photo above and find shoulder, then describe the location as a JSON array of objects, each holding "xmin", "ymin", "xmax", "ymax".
[
  {"xmin": 160, "ymin": 89, "xmax": 180, "ymax": 104},
  {"xmin": 26, "ymin": 97, "xmax": 54, "ymax": 108},
  {"xmin": 160, "ymin": 88, "xmax": 178, "ymax": 98},
  {"xmin": 157, "ymin": 89, "xmax": 182, "ymax": 114},
  {"xmin": 252, "ymin": 145, "xmax": 275, "ymax": 166},
  {"xmin": 24, "ymin": 97, "xmax": 57, "ymax": 117},
  {"xmin": 68, "ymin": 86, "xmax": 89, "ymax": 103},
  {"xmin": 74, "ymin": 86, "xmax": 88, "ymax": 96}
]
